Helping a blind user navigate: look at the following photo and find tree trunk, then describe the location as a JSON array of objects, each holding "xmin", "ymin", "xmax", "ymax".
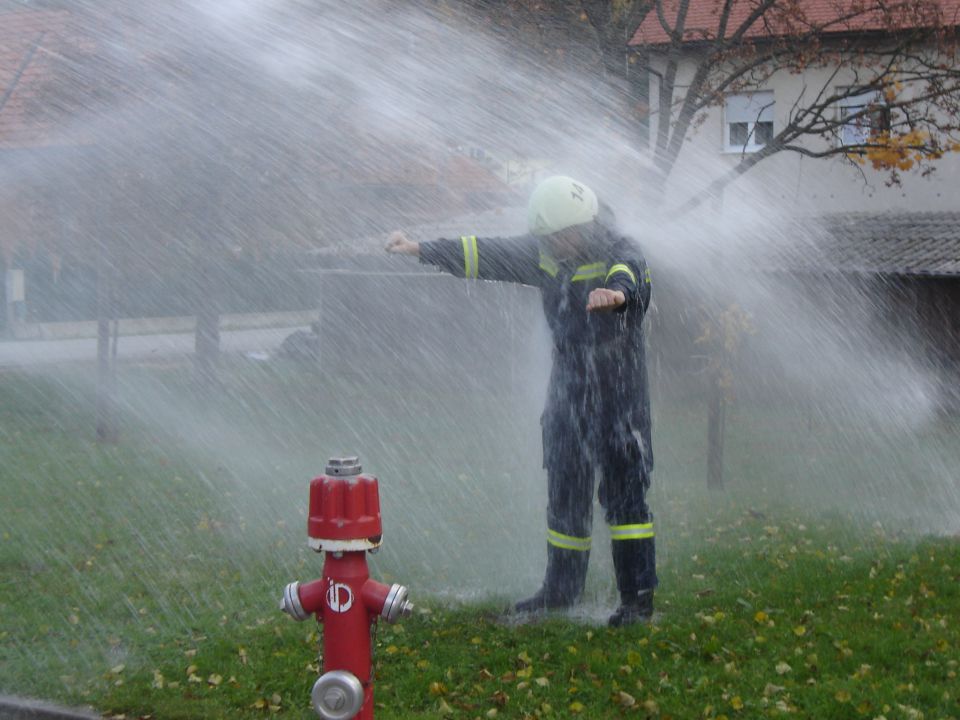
[
  {"xmin": 192, "ymin": 257, "xmax": 221, "ymax": 388},
  {"xmin": 580, "ymin": 2, "xmax": 652, "ymax": 150},
  {"xmin": 95, "ymin": 251, "xmax": 118, "ymax": 443},
  {"xmin": 194, "ymin": 303, "xmax": 220, "ymax": 386},
  {"xmin": 707, "ymin": 369, "xmax": 725, "ymax": 490}
]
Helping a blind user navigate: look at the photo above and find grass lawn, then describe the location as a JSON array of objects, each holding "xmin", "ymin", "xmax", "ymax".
[{"xmin": 1, "ymin": 361, "xmax": 958, "ymax": 719}]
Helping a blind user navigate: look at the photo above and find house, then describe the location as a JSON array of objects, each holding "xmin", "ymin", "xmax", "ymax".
[
  {"xmin": 0, "ymin": 6, "xmax": 521, "ymax": 329},
  {"xmin": 624, "ymin": 0, "xmax": 960, "ymax": 406},
  {"xmin": 0, "ymin": 9, "xmax": 89, "ymax": 328},
  {"xmin": 629, "ymin": 0, "xmax": 960, "ymax": 215}
]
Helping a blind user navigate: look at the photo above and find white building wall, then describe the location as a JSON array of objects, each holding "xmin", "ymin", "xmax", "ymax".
[{"xmin": 648, "ymin": 56, "xmax": 960, "ymax": 217}]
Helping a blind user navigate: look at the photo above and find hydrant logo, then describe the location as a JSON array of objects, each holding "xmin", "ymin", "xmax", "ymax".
[{"xmin": 326, "ymin": 582, "xmax": 354, "ymax": 613}]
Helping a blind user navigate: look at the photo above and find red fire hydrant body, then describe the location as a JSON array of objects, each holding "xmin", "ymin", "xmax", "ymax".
[{"xmin": 280, "ymin": 457, "xmax": 412, "ymax": 720}]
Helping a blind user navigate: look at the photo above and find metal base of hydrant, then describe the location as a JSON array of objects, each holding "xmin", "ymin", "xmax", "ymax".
[{"xmin": 311, "ymin": 671, "xmax": 365, "ymax": 720}]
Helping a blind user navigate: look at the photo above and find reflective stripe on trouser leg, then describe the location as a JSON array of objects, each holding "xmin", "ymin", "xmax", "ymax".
[
  {"xmin": 609, "ymin": 522, "xmax": 654, "ymax": 541},
  {"xmin": 547, "ymin": 528, "xmax": 591, "ymax": 552}
]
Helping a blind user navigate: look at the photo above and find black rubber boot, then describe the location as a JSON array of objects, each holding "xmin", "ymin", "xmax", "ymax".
[
  {"xmin": 609, "ymin": 537, "xmax": 657, "ymax": 626},
  {"xmin": 608, "ymin": 589, "xmax": 654, "ymax": 627},
  {"xmin": 515, "ymin": 545, "xmax": 590, "ymax": 613}
]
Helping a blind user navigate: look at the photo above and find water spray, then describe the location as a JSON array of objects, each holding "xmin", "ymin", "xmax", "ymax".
[{"xmin": 280, "ymin": 456, "xmax": 413, "ymax": 720}]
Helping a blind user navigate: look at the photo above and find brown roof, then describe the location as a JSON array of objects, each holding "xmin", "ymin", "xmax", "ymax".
[
  {"xmin": 630, "ymin": 0, "xmax": 960, "ymax": 46},
  {"xmin": 442, "ymin": 154, "xmax": 514, "ymax": 195},
  {"xmin": 0, "ymin": 10, "xmax": 85, "ymax": 150},
  {"xmin": 810, "ymin": 212, "xmax": 960, "ymax": 276}
]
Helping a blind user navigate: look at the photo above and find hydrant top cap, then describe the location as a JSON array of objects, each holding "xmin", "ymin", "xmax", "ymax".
[{"xmin": 325, "ymin": 456, "xmax": 362, "ymax": 476}]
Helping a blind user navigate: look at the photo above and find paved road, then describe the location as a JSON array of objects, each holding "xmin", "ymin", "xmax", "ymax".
[{"xmin": 0, "ymin": 326, "xmax": 305, "ymax": 368}]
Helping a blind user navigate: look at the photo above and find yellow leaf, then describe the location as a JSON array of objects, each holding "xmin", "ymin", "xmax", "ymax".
[
  {"xmin": 793, "ymin": 625, "xmax": 807, "ymax": 637},
  {"xmin": 207, "ymin": 674, "xmax": 222, "ymax": 686},
  {"xmin": 518, "ymin": 651, "xmax": 532, "ymax": 664},
  {"xmin": 835, "ymin": 690, "xmax": 851, "ymax": 703},
  {"xmin": 535, "ymin": 677, "xmax": 550, "ymax": 687},
  {"xmin": 238, "ymin": 647, "xmax": 248, "ymax": 665},
  {"xmin": 754, "ymin": 611, "xmax": 768, "ymax": 624},
  {"xmin": 516, "ymin": 666, "xmax": 532, "ymax": 679},
  {"xmin": 110, "ymin": 664, "xmax": 125, "ymax": 675},
  {"xmin": 569, "ymin": 701, "xmax": 585, "ymax": 713},
  {"xmin": 776, "ymin": 662, "xmax": 792, "ymax": 675},
  {"xmin": 251, "ymin": 698, "xmax": 267, "ymax": 710},
  {"xmin": 429, "ymin": 682, "xmax": 447, "ymax": 696},
  {"xmin": 618, "ymin": 691, "xmax": 636, "ymax": 707},
  {"xmin": 731, "ymin": 696, "xmax": 744, "ymax": 710}
]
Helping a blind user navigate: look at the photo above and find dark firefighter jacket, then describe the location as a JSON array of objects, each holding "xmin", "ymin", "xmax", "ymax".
[{"xmin": 419, "ymin": 223, "xmax": 653, "ymax": 475}]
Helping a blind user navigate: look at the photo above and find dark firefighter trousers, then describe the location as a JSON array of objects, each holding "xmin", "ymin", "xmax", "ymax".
[{"xmin": 542, "ymin": 409, "xmax": 657, "ymax": 603}]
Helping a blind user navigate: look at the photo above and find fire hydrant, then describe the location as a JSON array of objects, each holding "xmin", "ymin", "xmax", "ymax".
[{"xmin": 280, "ymin": 456, "xmax": 413, "ymax": 720}]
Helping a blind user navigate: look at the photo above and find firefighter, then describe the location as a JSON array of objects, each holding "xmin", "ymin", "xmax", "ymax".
[{"xmin": 385, "ymin": 176, "xmax": 656, "ymax": 626}]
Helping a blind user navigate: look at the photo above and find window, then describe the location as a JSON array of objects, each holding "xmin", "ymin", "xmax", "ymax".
[
  {"xmin": 724, "ymin": 92, "xmax": 774, "ymax": 153},
  {"xmin": 838, "ymin": 90, "xmax": 890, "ymax": 147}
]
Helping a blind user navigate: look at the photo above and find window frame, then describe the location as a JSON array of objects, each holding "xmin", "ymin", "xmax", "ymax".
[
  {"xmin": 723, "ymin": 91, "xmax": 775, "ymax": 154},
  {"xmin": 836, "ymin": 89, "xmax": 891, "ymax": 148}
]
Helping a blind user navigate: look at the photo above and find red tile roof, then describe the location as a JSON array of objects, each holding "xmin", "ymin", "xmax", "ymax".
[
  {"xmin": 0, "ymin": 10, "xmax": 86, "ymax": 150},
  {"xmin": 442, "ymin": 154, "xmax": 512, "ymax": 194},
  {"xmin": 630, "ymin": 0, "xmax": 960, "ymax": 46}
]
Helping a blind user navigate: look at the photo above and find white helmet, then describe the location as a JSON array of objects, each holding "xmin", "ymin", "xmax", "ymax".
[{"xmin": 527, "ymin": 176, "xmax": 599, "ymax": 236}]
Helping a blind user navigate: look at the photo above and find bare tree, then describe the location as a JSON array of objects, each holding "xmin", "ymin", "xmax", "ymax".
[{"xmin": 616, "ymin": 0, "xmax": 959, "ymax": 204}]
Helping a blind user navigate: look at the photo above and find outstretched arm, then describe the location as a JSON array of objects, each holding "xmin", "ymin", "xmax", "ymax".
[{"xmin": 387, "ymin": 231, "xmax": 540, "ymax": 286}]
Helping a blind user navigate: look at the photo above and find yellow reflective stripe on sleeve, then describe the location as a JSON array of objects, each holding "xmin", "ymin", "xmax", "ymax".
[
  {"xmin": 571, "ymin": 261, "xmax": 607, "ymax": 282},
  {"xmin": 538, "ymin": 251, "xmax": 559, "ymax": 277},
  {"xmin": 644, "ymin": 267, "xmax": 651, "ymax": 284},
  {"xmin": 609, "ymin": 523, "xmax": 655, "ymax": 541},
  {"xmin": 605, "ymin": 263, "xmax": 637, "ymax": 286},
  {"xmin": 547, "ymin": 528, "xmax": 592, "ymax": 552},
  {"xmin": 461, "ymin": 235, "xmax": 479, "ymax": 278}
]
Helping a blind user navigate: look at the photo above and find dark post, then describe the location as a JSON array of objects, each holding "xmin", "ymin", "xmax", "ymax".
[
  {"xmin": 192, "ymin": 254, "xmax": 221, "ymax": 388},
  {"xmin": 706, "ymin": 368, "xmax": 725, "ymax": 490},
  {"xmin": 95, "ymin": 240, "xmax": 118, "ymax": 443}
]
